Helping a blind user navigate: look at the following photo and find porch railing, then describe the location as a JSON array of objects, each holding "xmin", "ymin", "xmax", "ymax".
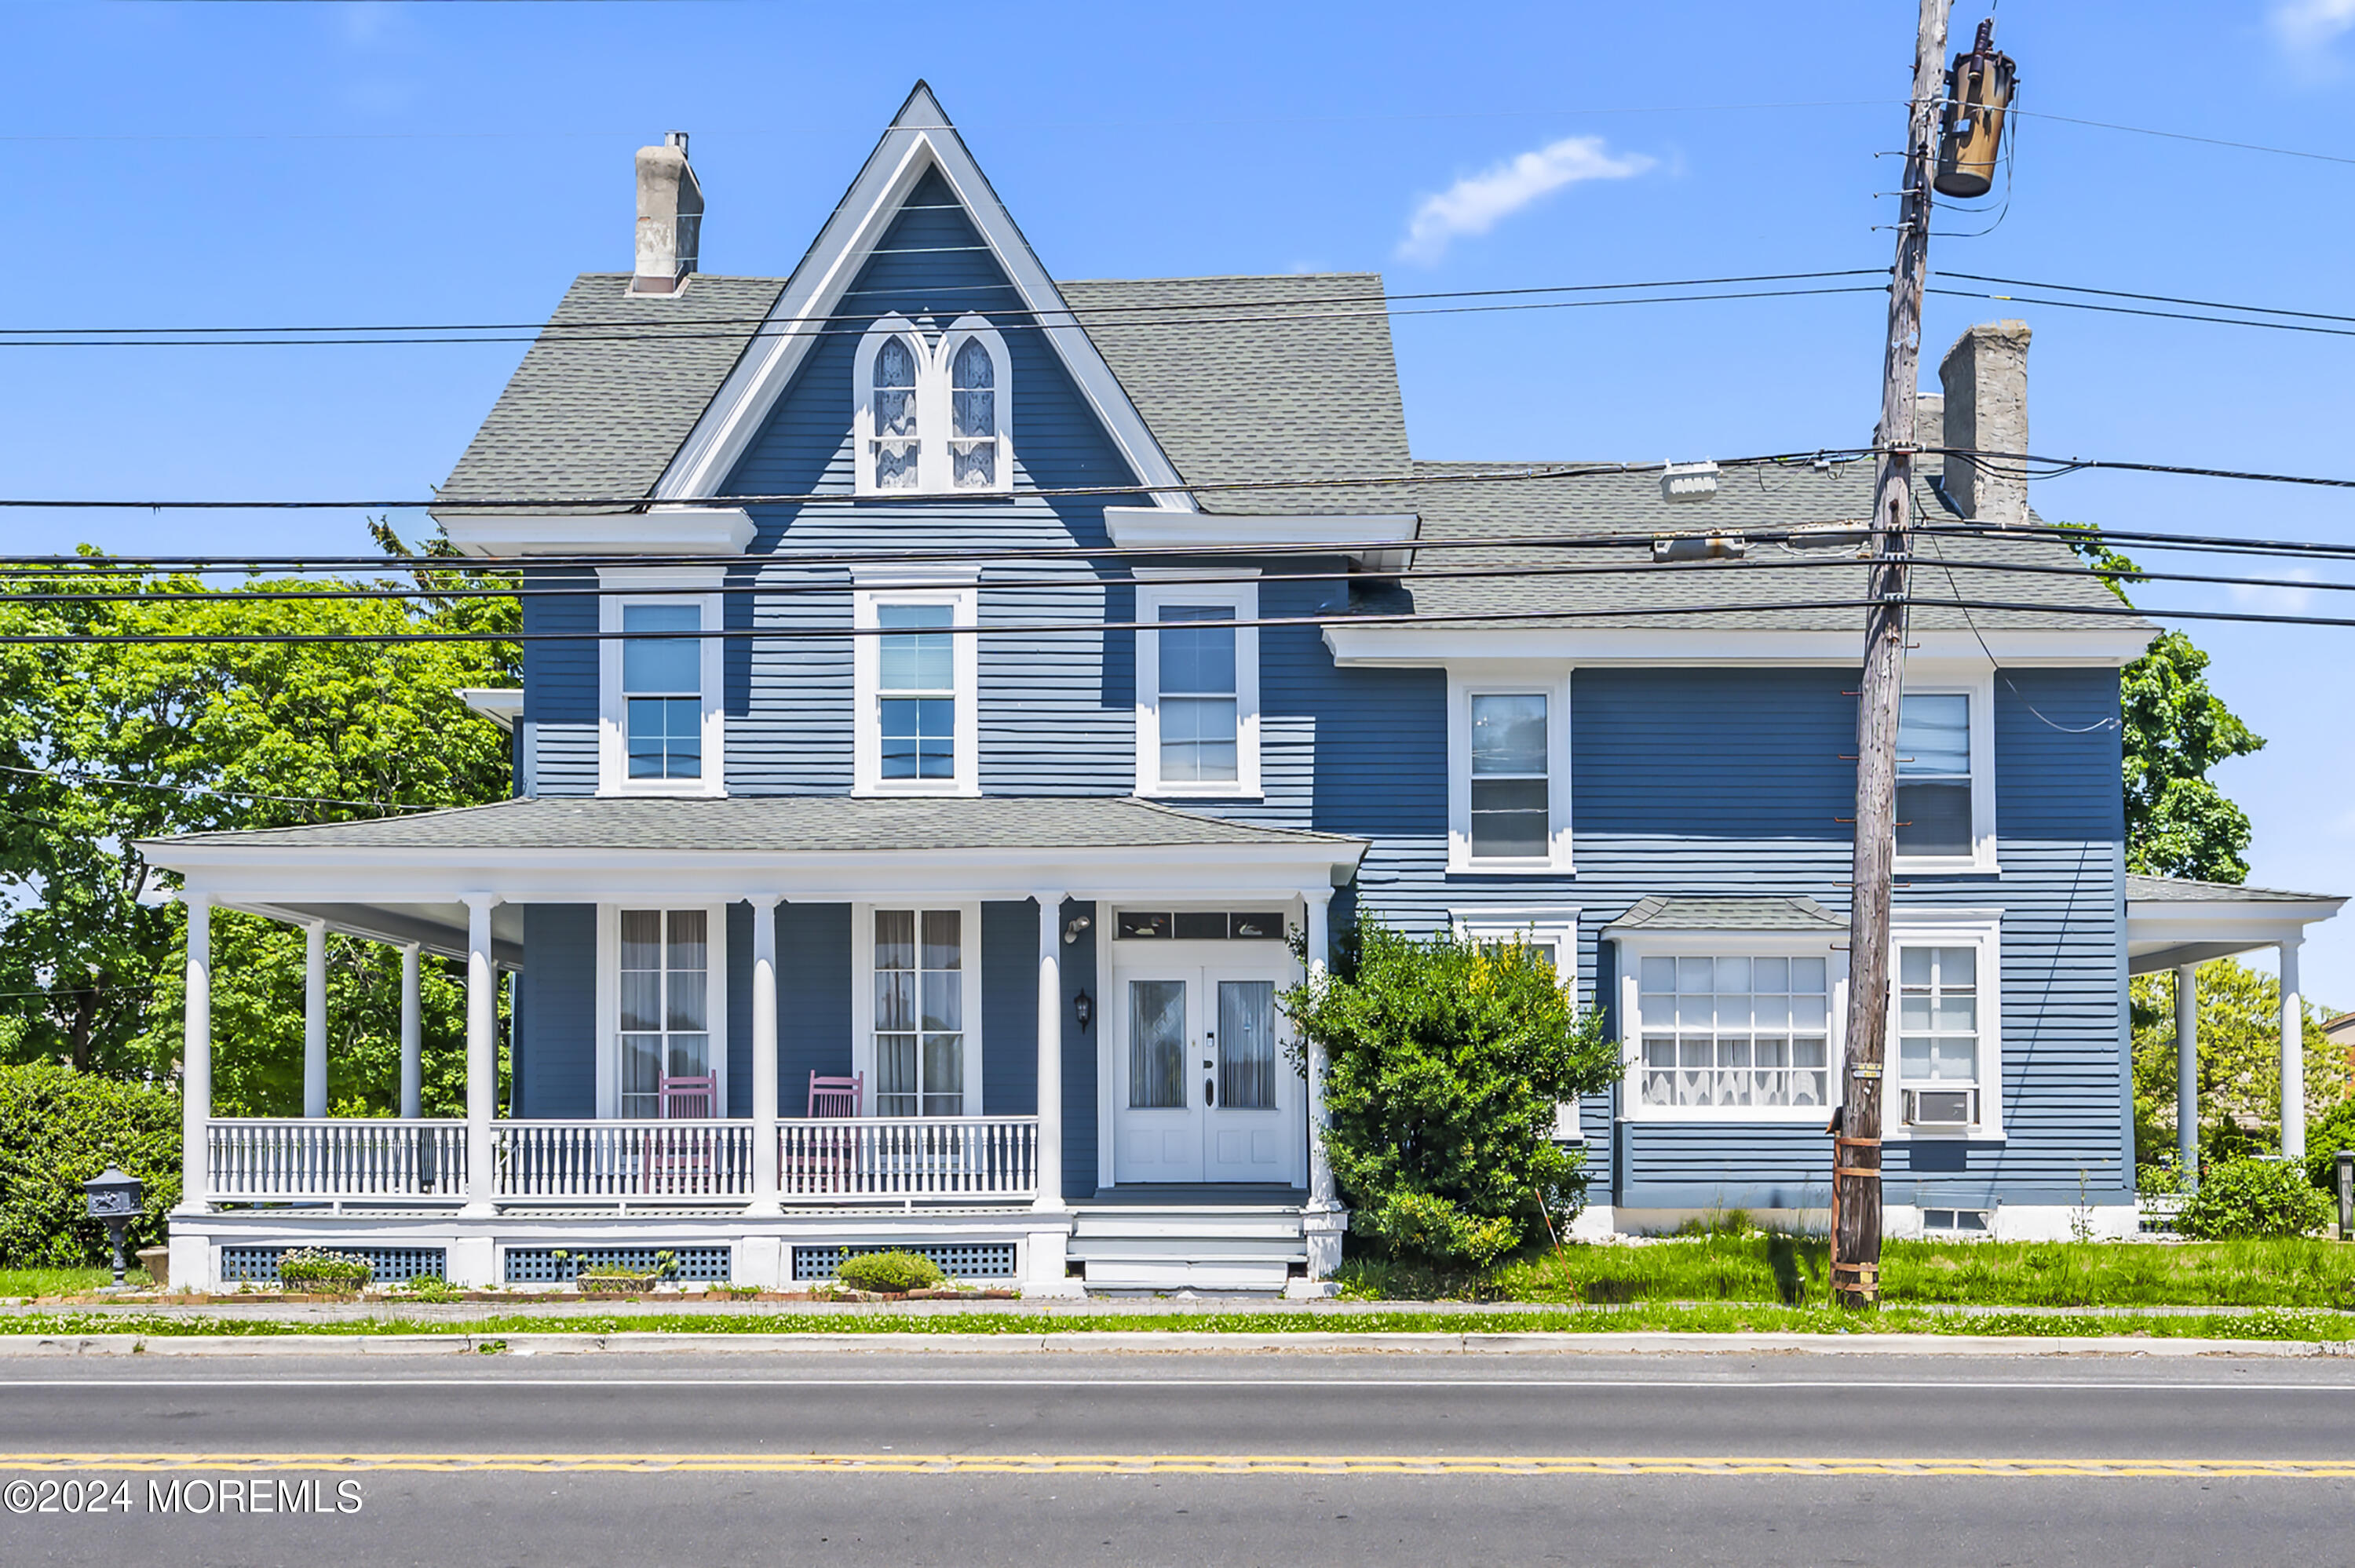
[
  {"xmin": 780, "ymin": 1115, "xmax": 1039, "ymax": 1202},
  {"xmin": 206, "ymin": 1118, "xmax": 467, "ymax": 1202},
  {"xmin": 494, "ymin": 1119, "xmax": 757, "ymax": 1202}
]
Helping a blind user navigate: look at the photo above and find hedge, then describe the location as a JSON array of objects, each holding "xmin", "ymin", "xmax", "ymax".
[{"xmin": 0, "ymin": 1064, "xmax": 182, "ymax": 1267}]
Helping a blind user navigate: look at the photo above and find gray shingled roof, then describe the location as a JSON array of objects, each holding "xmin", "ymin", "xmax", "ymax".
[
  {"xmin": 2126, "ymin": 873, "xmax": 2342, "ymax": 906},
  {"xmin": 437, "ymin": 273, "xmax": 784, "ymax": 515},
  {"xmin": 1362, "ymin": 459, "xmax": 2152, "ymax": 635},
  {"xmin": 1605, "ymin": 895, "xmax": 1848, "ymax": 932},
  {"xmin": 147, "ymin": 795, "xmax": 1367, "ymax": 856},
  {"xmin": 1061, "ymin": 274, "xmax": 1412, "ymax": 516}
]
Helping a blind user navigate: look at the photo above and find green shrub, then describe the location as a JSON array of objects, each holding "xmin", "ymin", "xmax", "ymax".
[
  {"xmin": 2179, "ymin": 1158, "xmax": 2333, "ymax": 1239},
  {"xmin": 836, "ymin": 1251, "xmax": 947, "ymax": 1293},
  {"xmin": 276, "ymin": 1249, "xmax": 371, "ymax": 1290},
  {"xmin": 0, "ymin": 1064, "xmax": 181, "ymax": 1267},
  {"xmin": 403, "ymin": 1276, "xmax": 463, "ymax": 1302},
  {"xmin": 2302, "ymin": 1101, "xmax": 2355, "ymax": 1195},
  {"xmin": 1282, "ymin": 921, "xmax": 1619, "ymax": 1268}
]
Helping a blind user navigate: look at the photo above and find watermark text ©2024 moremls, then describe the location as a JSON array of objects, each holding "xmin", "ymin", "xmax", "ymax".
[{"xmin": 5, "ymin": 1476, "xmax": 364, "ymax": 1516}]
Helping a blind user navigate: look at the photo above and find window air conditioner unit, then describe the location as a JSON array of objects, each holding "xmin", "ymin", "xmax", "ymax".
[{"xmin": 1904, "ymin": 1087, "xmax": 1977, "ymax": 1129}]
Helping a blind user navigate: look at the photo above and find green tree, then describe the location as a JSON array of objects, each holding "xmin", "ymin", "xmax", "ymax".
[
  {"xmin": 1280, "ymin": 921, "xmax": 1619, "ymax": 1267},
  {"xmin": 0, "ymin": 534, "xmax": 517, "ymax": 1110},
  {"xmin": 2065, "ymin": 528, "xmax": 2265, "ymax": 883},
  {"xmin": 2130, "ymin": 958, "xmax": 2346, "ymax": 1167}
]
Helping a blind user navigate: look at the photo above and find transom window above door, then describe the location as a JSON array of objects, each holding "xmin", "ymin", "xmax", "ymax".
[{"xmin": 853, "ymin": 315, "xmax": 1014, "ymax": 496}]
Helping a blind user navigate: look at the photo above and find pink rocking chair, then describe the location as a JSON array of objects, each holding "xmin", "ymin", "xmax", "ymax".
[
  {"xmin": 641, "ymin": 1073, "xmax": 719, "ymax": 1195},
  {"xmin": 787, "ymin": 1072, "xmax": 863, "ymax": 1195}
]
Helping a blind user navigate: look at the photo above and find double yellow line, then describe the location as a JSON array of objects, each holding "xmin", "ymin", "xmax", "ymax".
[{"xmin": 2, "ymin": 1453, "xmax": 2353, "ymax": 1478}]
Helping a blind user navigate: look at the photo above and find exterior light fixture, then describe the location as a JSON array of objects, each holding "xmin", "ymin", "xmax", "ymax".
[
  {"xmin": 1073, "ymin": 988, "xmax": 1094, "ymax": 1034},
  {"xmin": 1063, "ymin": 914, "xmax": 1092, "ymax": 946},
  {"xmin": 82, "ymin": 1165, "xmax": 143, "ymax": 1289}
]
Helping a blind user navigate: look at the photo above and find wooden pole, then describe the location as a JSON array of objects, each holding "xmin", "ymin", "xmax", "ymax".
[{"xmin": 1837, "ymin": 0, "xmax": 1953, "ymax": 1308}]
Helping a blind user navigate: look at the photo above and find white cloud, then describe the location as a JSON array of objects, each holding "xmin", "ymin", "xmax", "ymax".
[
  {"xmin": 1397, "ymin": 135, "xmax": 1653, "ymax": 264},
  {"xmin": 2228, "ymin": 563, "xmax": 2320, "ymax": 614},
  {"xmin": 2271, "ymin": 1, "xmax": 2355, "ymax": 71}
]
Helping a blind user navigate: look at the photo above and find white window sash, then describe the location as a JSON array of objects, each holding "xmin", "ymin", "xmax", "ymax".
[
  {"xmin": 1612, "ymin": 932, "xmax": 1850, "ymax": 1122},
  {"xmin": 1887, "ymin": 909, "xmax": 2005, "ymax": 1139},
  {"xmin": 1134, "ymin": 574, "xmax": 1261, "ymax": 798},
  {"xmin": 852, "ymin": 583, "xmax": 980, "ymax": 797},
  {"xmin": 849, "ymin": 902, "xmax": 985, "ymax": 1118},
  {"xmin": 1445, "ymin": 665, "xmax": 1573, "ymax": 873},
  {"xmin": 1892, "ymin": 669, "xmax": 1999, "ymax": 874},
  {"xmin": 597, "ymin": 903, "xmax": 728, "ymax": 1119},
  {"xmin": 853, "ymin": 314, "xmax": 1015, "ymax": 497}
]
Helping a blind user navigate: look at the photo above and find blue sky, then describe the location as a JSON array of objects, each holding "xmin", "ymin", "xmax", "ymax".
[{"xmin": 9, "ymin": 0, "xmax": 2355, "ymax": 1000}]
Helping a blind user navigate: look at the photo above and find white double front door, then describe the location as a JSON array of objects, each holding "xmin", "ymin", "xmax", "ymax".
[{"xmin": 1110, "ymin": 943, "xmax": 1302, "ymax": 1185}]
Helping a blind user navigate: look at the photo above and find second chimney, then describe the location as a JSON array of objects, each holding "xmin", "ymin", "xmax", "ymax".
[
  {"xmin": 632, "ymin": 131, "xmax": 703, "ymax": 294},
  {"xmin": 1937, "ymin": 319, "xmax": 2031, "ymax": 527}
]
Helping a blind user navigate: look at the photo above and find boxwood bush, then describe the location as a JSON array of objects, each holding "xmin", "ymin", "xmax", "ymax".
[
  {"xmin": 836, "ymin": 1250, "xmax": 947, "ymax": 1293},
  {"xmin": 0, "ymin": 1064, "xmax": 181, "ymax": 1267},
  {"xmin": 2180, "ymin": 1157, "xmax": 2333, "ymax": 1239},
  {"xmin": 1281, "ymin": 920, "xmax": 1619, "ymax": 1268}
]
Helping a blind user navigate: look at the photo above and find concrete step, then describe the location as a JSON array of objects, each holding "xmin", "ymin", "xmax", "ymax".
[
  {"xmin": 1071, "ymin": 1210, "xmax": 1305, "ymax": 1242},
  {"xmin": 1082, "ymin": 1258, "xmax": 1295, "ymax": 1292}
]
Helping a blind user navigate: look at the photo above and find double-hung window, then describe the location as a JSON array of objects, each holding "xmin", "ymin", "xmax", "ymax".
[
  {"xmin": 1448, "ymin": 669, "xmax": 1571, "ymax": 872},
  {"xmin": 599, "ymin": 582, "xmax": 722, "ymax": 797},
  {"xmin": 869, "ymin": 908, "xmax": 973, "ymax": 1118},
  {"xmin": 1893, "ymin": 676, "xmax": 1994, "ymax": 870},
  {"xmin": 1890, "ymin": 913, "xmax": 2001, "ymax": 1133},
  {"xmin": 618, "ymin": 910, "xmax": 710, "ymax": 1118},
  {"xmin": 1135, "ymin": 576, "xmax": 1259, "ymax": 796},
  {"xmin": 1455, "ymin": 910, "xmax": 1583, "ymax": 1138},
  {"xmin": 854, "ymin": 583, "xmax": 977, "ymax": 795}
]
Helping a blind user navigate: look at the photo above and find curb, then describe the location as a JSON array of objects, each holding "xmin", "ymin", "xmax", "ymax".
[{"xmin": 2, "ymin": 1329, "xmax": 2350, "ymax": 1358}]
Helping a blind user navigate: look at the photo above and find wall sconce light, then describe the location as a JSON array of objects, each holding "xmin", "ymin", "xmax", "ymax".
[
  {"xmin": 1073, "ymin": 987, "xmax": 1094, "ymax": 1034},
  {"xmin": 1063, "ymin": 914, "xmax": 1092, "ymax": 946}
]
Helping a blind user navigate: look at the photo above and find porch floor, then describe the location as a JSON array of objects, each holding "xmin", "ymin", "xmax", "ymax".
[{"xmin": 1079, "ymin": 1185, "xmax": 1308, "ymax": 1206}]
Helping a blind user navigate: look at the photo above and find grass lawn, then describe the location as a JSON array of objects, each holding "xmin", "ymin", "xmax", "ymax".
[
  {"xmin": 1335, "ymin": 1234, "xmax": 2355, "ymax": 1310},
  {"xmin": 0, "ymin": 1267, "xmax": 117, "ymax": 1298}
]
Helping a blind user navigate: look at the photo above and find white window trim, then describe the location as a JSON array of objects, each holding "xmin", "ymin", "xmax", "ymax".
[
  {"xmin": 1887, "ymin": 906, "xmax": 2006, "ymax": 1140},
  {"xmin": 1612, "ymin": 929, "xmax": 1850, "ymax": 1123},
  {"xmin": 597, "ymin": 574, "xmax": 725, "ymax": 798},
  {"xmin": 1454, "ymin": 907, "xmax": 1584, "ymax": 1140},
  {"xmin": 849, "ymin": 901, "xmax": 986, "ymax": 1118},
  {"xmin": 1134, "ymin": 571, "xmax": 1261, "ymax": 799},
  {"xmin": 853, "ymin": 584, "xmax": 980, "ymax": 797},
  {"xmin": 853, "ymin": 315, "xmax": 1015, "ymax": 497},
  {"xmin": 1446, "ymin": 663, "xmax": 1573, "ymax": 874},
  {"xmin": 594, "ymin": 903, "xmax": 729, "ymax": 1120},
  {"xmin": 1893, "ymin": 666, "xmax": 1999, "ymax": 875}
]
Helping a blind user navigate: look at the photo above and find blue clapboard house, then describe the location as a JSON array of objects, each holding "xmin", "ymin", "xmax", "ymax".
[{"xmin": 150, "ymin": 86, "xmax": 2342, "ymax": 1293}]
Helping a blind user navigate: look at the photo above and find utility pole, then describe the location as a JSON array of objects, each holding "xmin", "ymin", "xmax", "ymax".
[{"xmin": 1835, "ymin": 0, "xmax": 1952, "ymax": 1308}]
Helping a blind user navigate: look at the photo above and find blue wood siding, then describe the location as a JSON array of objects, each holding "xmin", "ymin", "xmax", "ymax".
[
  {"xmin": 517, "ymin": 904, "xmax": 596, "ymax": 1118},
  {"xmin": 980, "ymin": 901, "xmax": 1037, "ymax": 1118},
  {"xmin": 1059, "ymin": 900, "xmax": 1101, "ymax": 1201},
  {"xmin": 780, "ymin": 903, "xmax": 853, "ymax": 1110},
  {"xmin": 521, "ymin": 571, "xmax": 598, "ymax": 797}
]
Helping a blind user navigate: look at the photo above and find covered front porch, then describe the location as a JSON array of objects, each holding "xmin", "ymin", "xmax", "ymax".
[{"xmin": 144, "ymin": 796, "xmax": 1363, "ymax": 1292}]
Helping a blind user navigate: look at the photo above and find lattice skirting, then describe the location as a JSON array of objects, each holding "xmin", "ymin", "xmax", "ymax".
[
  {"xmin": 503, "ymin": 1245, "xmax": 733, "ymax": 1284},
  {"xmin": 793, "ymin": 1242, "xmax": 1019, "ymax": 1282},
  {"xmin": 219, "ymin": 1246, "xmax": 448, "ymax": 1285}
]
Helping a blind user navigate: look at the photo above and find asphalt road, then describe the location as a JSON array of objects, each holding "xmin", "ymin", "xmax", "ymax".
[{"xmin": 2, "ymin": 1347, "xmax": 2351, "ymax": 1566}]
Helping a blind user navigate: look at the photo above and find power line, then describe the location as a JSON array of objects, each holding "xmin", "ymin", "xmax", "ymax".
[
  {"xmin": 1927, "ymin": 286, "xmax": 2355, "ymax": 343},
  {"xmin": 1945, "ymin": 272, "xmax": 2355, "ymax": 330},
  {"xmin": 2001, "ymin": 104, "xmax": 2355, "ymax": 170},
  {"xmin": 0, "ymin": 761, "xmax": 444, "ymax": 815}
]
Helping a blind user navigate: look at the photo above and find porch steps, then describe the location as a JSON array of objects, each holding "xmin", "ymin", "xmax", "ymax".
[{"xmin": 1069, "ymin": 1205, "xmax": 1306, "ymax": 1293}]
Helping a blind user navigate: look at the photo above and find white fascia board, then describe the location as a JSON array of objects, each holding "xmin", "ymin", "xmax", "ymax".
[
  {"xmin": 458, "ymin": 688, "xmax": 524, "ymax": 731},
  {"xmin": 1104, "ymin": 509, "xmax": 1420, "ymax": 567},
  {"xmin": 2128, "ymin": 901, "xmax": 2346, "ymax": 950},
  {"xmin": 1323, "ymin": 623, "xmax": 2156, "ymax": 669},
  {"xmin": 149, "ymin": 840, "xmax": 1366, "ymax": 906},
  {"xmin": 652, "ymin": 88, "xmax": 1192, "ymax": 513},
  {"xmin": 437, "ymin": 507, "xmax": 757, "ymax": 558}
]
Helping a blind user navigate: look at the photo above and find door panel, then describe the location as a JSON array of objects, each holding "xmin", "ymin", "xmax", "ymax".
[
  {"xmin": 1114, "ymin": 977, "xmax": 1202, "ymax": 1183},
  {"xmin": 1204, "ymin": 978, "xmax": 1288, "ymax": 1181},
  {"xmin": 1108, "ymin": 945, "xmax": 1304, "ymax": 1187}
]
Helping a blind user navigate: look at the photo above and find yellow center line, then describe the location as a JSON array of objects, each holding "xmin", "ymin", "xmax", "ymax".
[{"xmin": 0, "ymin": 1453, "xmax": 2350, "ymax": 1478}]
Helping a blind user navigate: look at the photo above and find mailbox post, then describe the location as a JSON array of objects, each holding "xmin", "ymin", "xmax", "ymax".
[{"xmin": 82, "ymin": 1165, "xmax": 143, "ymax": 1289}]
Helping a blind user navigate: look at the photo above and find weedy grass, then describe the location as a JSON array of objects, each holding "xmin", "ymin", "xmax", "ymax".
[
  {"xmin": 2, "ymin": 1304, "xmax": 2352, "ymax": 1340},
  {"xmin": 0, "ymin": 1267, "xmax": 115, "ymax": 1298},
  {"xmin": 1335, "ymin": 1234, "xmax": 2355, "ymax": 1310}
]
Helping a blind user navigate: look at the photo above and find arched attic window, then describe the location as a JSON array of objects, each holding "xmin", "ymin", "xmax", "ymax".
[
  {"xmin": 856, "ymin": 315, "xmax": 1013, "ymax": 496},
  {"xmin": 943, "ymin": 316, "xmax": 1012, "ymax": 494},
  {"xmin": 870, "ymin": 332, "xmax": 922, "ymax": 492}
]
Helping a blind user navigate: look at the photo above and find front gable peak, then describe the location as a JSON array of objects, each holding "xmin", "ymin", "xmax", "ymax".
[{"xmin": 655, "ymin": 83, "xmax": 1190, "ymax": 512}]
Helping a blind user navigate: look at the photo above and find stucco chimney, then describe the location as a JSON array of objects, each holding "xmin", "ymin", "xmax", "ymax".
[
  {"xmin": 1937, "ymin": 319, "xmax": 2031, "ymax": 527},
  {"xmin": 632, "ymin": 131, "xmax": 702, "ymax": 295}
]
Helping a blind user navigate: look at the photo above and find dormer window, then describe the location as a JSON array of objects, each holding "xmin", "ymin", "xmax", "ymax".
[{"xmin": 854, "ymin": 315, "xmax": 1012, "ymax": 496}]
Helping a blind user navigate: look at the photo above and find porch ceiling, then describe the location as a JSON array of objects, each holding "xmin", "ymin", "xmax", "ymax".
[
  {"xmin": 2124, "ymin": 873, "xmax": 2345, "ymax": 976},
  {"xmin": 232, "ymin": 899, "xmax": 526, "ymax": 968}
]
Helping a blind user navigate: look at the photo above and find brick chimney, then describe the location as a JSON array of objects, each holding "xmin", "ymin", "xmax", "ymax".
[
  {"xmin": 631, "ymin": 131, "xmax": 702, "ymax": 294},
  {"xmin": 1937, "ymin": 319, "xmax": 2031, "ymax": 527}
]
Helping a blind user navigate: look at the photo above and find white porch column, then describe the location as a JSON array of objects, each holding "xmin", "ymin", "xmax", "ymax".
[
  {"xmin": 302, "ymin": 918, "xmax": 328, "ymax": 1119},
  {"xmin": 2174, "ymin": 963, "xmax": 2199, "ymax": 1192},
  {"xmin": 1034, "ymin": 892, "xmax": 1068, "ymax": 1214},
  {"xmin": 1298, "ymin": 886, "xmax": 1345, "ymax": 1291},
  {"xmin": 749, "ymin": 895, "xmax": 783, "ymax": 1216},
  {"xmin": 462, "ymin": 895, "xmax": 498, "ymax": 1216},
  {"xmin": 180, "ymin": 892, "xmax": 213, "ymax": 1215},
  {"xmin": 399, "ymin": 942, "xmax": 423, "ymax": 1121},
  {"xmin": 2281, "ymin": 936, "xmax": 2306, "ymax": 1162}
]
